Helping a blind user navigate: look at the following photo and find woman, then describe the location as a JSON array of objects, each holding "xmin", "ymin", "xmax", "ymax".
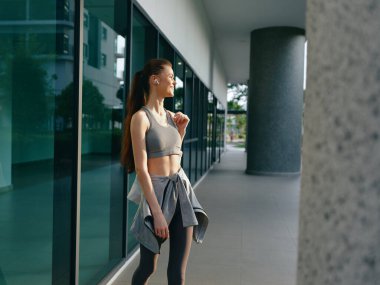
[{"xmin": 120, "ymin": 58, "xmax": 208, "ymax": 285}]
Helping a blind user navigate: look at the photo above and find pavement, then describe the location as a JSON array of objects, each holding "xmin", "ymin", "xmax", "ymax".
[{"xmin": 111, "ymin": 144, "xmax": 301, "ymax": 285}]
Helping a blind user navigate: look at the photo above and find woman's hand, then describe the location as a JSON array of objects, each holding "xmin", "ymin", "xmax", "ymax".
[
  {"xmin": 173, "ymin": 112, "xmax": 190, "ymax": 133},
  {"xmin": 153, "ymin": 211, "xmax": 170, "ymax": 239}
]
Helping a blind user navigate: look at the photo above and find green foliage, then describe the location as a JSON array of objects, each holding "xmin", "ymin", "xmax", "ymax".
[
  {"xmin": 57, "ymin": 79, "xmax": 107, "ymax": 128},
  {"xmin": 227, "ymin": 100, "xmax": 242, "ymax": 111},
  {"xmin": 0, "ymin": 49, "xmax": 50, "ymax": 133},
  {"xmin": 226, "ymin": 83, "xmax": 248, "ymax": 144},
  {"xmin": 227, "ymin": 83, "xmax": 248, "ymax": 111}
]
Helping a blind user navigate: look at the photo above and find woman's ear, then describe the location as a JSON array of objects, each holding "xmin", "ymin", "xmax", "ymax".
[{"xmin": 150, "ymin": 75, "xmax": 160, "ymax": 86}]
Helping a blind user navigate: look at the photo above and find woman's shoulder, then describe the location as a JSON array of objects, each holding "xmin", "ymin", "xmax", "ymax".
[{"xmin": 131, "ymin": 109, "xmax": 150, "ymax": 128}]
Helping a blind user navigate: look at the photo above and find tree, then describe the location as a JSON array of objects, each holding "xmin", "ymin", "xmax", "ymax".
[
  {"xmin": 227, "ymin": 83, "xmax": 248, "ymax": 111},
  {"xmin": 226, "ymin": 83, "xmax": 248, "ymax": 143}
]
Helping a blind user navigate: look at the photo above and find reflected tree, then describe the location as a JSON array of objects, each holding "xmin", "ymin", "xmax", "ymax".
[
  {"xmin": 0, "ymin": 50, "xmax": 49, "ymax": 134},
  {"xmin": 57, "ymin": 79, "xmax": 106, "ymax": 129}
]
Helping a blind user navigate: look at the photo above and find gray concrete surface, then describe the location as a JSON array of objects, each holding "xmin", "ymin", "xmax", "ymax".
[
  {"xmin": 113, "ymin": 144, "xmax": 300, "ymax": 285},
  {"xmin": 297, "ymin": 1, "xmax": 380, "ymax": 284}
]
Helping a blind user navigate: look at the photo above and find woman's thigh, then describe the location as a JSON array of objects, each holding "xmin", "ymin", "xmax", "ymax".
[{"xmin": 168, "ymin": 204, "xmax": 193, "ymax": 268}]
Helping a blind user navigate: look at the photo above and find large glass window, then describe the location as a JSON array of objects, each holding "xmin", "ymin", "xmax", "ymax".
[
  {"xmin": 159, "ymin": 35, "xmax": 175, "ymax": 111},
  {"xmin": 159, "ymin": 35, "xmax": 174, "ymax": 63},
  {"xmin": 79, "ymin": 1, "xmax": 127, "ymax": 284},
  {"xmin": 131, "ymin": 7, "xmax": 157, "ymax": 73},
  {"xmin": 191, "ymin": 76, "xmax": 200, "ymax": 183},
  {"xmin": 0, "ymin": 0, "xmax": 26, "ymax": 20},
  {"xmin": 0, "ymin": 1, "xmax": 76, "ymax": 284},
  {"xmin": 183, "ymin": 66, "xmax": 193, "ymax": 180},
  {"xmin": 216, "ymin": 101, "xmax": 224, "ymax": 161},
  {"xmin": 198, "ymin": 82, "xmax": 205, "ymax": 178},
  {"xmin": 207, "ymin": 91, "xmax": 214, "ymax": 168},
  {"xmin": 127, "ymin": 6, "xmax": 158, "ymax": 253},
  {"xmin": 174, "ymin": 54, "xmax": 184, "ymax": 112}
]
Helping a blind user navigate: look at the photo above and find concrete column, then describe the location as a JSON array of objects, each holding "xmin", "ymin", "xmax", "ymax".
[
  {"xmin": 246, "ymin": 27, "xmax": 305, "ymax": 176},
  {"xmin": 297, "ymin": 1, "xmax": 380, "ymax": 284}
]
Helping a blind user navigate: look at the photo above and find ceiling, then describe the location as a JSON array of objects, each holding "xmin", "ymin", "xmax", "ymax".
[{"xmin": 201, "ymin": 0, "xmax": 306, "ymax": 83}]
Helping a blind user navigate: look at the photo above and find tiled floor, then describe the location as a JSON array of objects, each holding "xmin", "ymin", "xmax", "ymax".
[{"xmin": 111, "ymin": 144, "xmax": 301, "ymax": 285}]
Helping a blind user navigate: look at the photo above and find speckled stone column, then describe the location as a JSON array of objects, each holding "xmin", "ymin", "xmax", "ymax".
[
  {"xmin": 297, "ymin": 1, "xmax": 380, "ymax": 284},
  {"xmin": 246, "ymin": 27, "xmax": 305, "ymax": 176}
]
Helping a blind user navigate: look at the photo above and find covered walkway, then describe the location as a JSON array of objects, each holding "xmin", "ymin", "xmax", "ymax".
[{"xmin": 112, "ymin": 145, "xmax": 301, "ymax": 285}]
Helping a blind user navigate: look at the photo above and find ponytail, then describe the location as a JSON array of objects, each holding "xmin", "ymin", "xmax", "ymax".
[
  {"xmin": 120, "ymin": 58, "xmax": 172, "ymax": 173},
  {"xmin": 120, "ymin": 71, "xmax": 145, "ymax": 173}
]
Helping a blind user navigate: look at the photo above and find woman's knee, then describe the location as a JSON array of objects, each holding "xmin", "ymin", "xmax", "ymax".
[{"xmin": 139, "ymin": 244, "xmax": 159, "ymax": 277}]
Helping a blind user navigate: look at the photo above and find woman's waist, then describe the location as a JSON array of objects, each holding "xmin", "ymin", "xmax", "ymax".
[{"xmin": 147, "ymin": 155, "xmax": 182, "ymax": 177}]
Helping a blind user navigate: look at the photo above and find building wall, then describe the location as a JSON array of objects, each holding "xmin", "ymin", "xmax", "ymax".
[{"xmin": 136, "ymin": 0, "xmax": 228, "ymax": 107}]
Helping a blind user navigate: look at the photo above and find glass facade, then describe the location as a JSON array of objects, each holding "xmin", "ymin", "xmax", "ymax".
[
  {"xmin": 173, "ymin": 54, "xmax": 185, "ymax": 112},
  {"xmin": 183, "ymin": 66, "xmax": 193, "ymax": 181},
  {"xmin": 216, "ymin": 101, "xmax": 225, "ymax": 162},
  {"xmin": 159, "ymin": 35, "xmax": 175, "ymax": 111},
  {"xmin": 207, "ymin": 91, "xmax": 214, "ymax": 167},
  {"xmin": 79, "ymin": 0, "xmax": 127, "ymax": 284},
  {"xmin": 0, "ymin": 0, "xmax": 76, "ymax": 284},
  {"xmin": 0, "ymin": 1, "xmax": 225, "ymax": 284}
]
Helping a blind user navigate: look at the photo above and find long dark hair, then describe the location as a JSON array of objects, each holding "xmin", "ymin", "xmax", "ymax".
[{"xmin": 120, "ymin": 58, "xmax": 172, "ymax": 173}]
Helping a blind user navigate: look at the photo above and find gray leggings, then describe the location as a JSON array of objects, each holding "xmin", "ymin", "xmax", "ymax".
[{"xmin": 131, "ymin": 201, "xmax": 193, "ymax": 285}]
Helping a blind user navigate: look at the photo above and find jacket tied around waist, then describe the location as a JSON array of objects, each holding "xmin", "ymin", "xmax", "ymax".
[{"xmin": 128, "ymin": 167, "xmax": 209, "ymax": 254}]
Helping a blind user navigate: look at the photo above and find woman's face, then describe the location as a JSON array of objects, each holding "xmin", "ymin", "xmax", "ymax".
[{"xmin": 156, "ymin": 65, "xmax": 176, "ymax": 97}]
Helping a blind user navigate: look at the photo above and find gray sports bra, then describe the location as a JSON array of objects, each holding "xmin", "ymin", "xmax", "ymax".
[{"xmin": 141, "ymin": 106, "xmax": 183, "ymax": 158}]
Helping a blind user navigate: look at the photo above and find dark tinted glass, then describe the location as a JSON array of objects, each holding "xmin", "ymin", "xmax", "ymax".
[
  {"xmin": 79, "ymin": 0, "xmax": 127, "ymax": 283},
  {"xmin": 126, "ymin": 6, "xmax": 158, "ymax": 253},
  {"xmin": 174, "ymin": 54, "xmax": 184, "ymax": 112},
  {"xmin": 183, "ymin": 66, "xmax": 193, "ymax": 180},
  {"xmin": 207, "ymin": 91, "xmax": 214, "ymax": 166},
  {"xmin": 159, "ymin": 35, "xmax": 175, "ymax": 110},
  {"xmin": 0, "ymin": 1, "xmax": 76, "ymax": 284}
]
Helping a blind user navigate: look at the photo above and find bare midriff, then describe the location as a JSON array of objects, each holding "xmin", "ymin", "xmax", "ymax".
[{"xmin": 147, "ymin": 154, "xmax": 182, "ymax": 176}]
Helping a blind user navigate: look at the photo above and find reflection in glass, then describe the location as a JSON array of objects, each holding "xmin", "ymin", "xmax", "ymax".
[
  {"xmin": 174, "ymin": 54, "xmax": 184, "ymax": 112},
  {"xmin": 131, "ymin": 8, "xmax": 157, "ymax": 73},
  {"xmin": 159, "ymin": 34, "xmax": 174, "ymax": 61},
  {"xmin": 207, "ymin": 92, "xmax": 214, "ymax": 167},
  {"xmin": 191, "ymin": 76, "xmax": 199, "ymax": 183},
  {"xmin": 79, "ymin": 1, "xmax": 126, "ymax": 283},
  {"xmin": 175, "ymin": 77, "xmax": 184, "ymax": 111},
  {"xmin": 183, "ymin": 66, "xmax": 193, "ymax": 180},
  {"xmin": 198, "ymin": 83, "xmax": 205, "ymax": 178},
  {"xmin": 216, "ymin": 101, "xmax": 225, "ymax": 161},
  {"xmin": 159, "ymin": 35, "xmax": 175, "ymax": 111},
  {"xmin": 0, "ymin": 0, "xmax": 76, "ymax": 284}
]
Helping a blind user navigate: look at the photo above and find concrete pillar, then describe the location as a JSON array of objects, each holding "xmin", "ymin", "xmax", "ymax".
[
  {"xmin": 246, "ymin": 27, "xmax": 305, "ymax": 176},
  {"xmin": 297, "ymin": 1, "xmax": 380, "ymax": 284}
]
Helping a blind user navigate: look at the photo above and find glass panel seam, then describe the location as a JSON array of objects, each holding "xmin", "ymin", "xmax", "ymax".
[{"xmin": 73, "ymin": 0, "xmax": 84, "ymax": 284}]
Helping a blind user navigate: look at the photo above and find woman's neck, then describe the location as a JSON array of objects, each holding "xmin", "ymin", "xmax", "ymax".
[{"xmin": 146, "ymin": 94, "xmax": 165, "ymax": 115}]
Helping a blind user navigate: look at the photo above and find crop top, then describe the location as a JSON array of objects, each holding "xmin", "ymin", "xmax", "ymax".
[{"xmin": 141, "ymin": 106, "xmax": 183, "ymax": 158}]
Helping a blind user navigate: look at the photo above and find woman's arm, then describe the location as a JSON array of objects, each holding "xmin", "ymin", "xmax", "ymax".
[{"xmin": 130, "ymin": 111, "xmax": 170, "ymax": 239}]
